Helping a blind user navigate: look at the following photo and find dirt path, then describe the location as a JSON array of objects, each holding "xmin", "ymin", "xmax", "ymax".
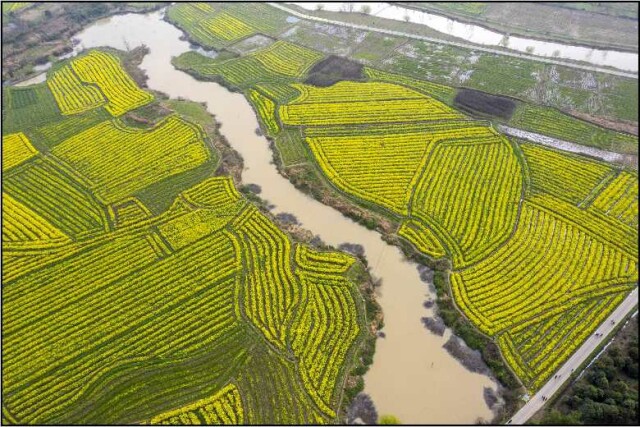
[
  {"xmin": 269, "ymin": 3, "xmax": 638, "ymax": 79},
  {"xmin": 508, "ymin": 288, "xmax": 638, "ymax": 425},
  {"xmin": 498, "ymin": 125, "xmax": 638, "ymax": 167}
]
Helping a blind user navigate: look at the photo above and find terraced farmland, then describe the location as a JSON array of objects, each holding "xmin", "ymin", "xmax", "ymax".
[
  {"xmin": 2, "ymin": 48, "xmax": 371, "ymax": 424},
  {"xmin": 172, "ymin": 10, "xmax": 639, "ymax": 394}
]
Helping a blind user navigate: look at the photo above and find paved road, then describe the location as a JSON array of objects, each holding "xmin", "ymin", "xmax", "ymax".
[
  {"xmin": 509, "ymin": 287, "xmax": 638, "ymax": 425},
  {"xmin": 269, "ymin": 3, "xmax": 638, "ymax": 79}
]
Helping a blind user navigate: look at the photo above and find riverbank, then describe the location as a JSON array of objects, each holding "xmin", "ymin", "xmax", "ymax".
[
  {"xmin": 277, "ymin": 3, "xmax": 638, "ymax": 76},
  {"xmin": 397, "ymin": 2, "xmax": 638, "ymax": 54},
  {"xmin": 2, "ymin": 2, "xmax": 167, "ymax": 82}
]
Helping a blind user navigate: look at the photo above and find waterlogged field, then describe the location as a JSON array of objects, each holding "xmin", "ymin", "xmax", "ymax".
[
  {"xmin": 172, "ymin": 2, "xmax": 638, "ymax": 394},
  {"xmin": 1, "ymin": 48, "xmax": 371, "ymax": 425}
]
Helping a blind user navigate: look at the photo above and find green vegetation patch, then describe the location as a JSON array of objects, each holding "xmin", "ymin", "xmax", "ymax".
[
  {"xmin": 276, "ymin": 128, "xmax": 308, "ymax": 167},
  {"xmin": 510, "ymin": 104, "xmax": 639, "ymax": 154}
]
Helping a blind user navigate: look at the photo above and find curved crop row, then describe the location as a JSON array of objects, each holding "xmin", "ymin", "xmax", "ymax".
[
  {"xmin": 47, "ymin": 65, "xmax": 106, "ymax": 115},
  {"xmin": 529, "ymin": 192, "xmax": 637, "ymax": 258},
  {"xmin": 202, "ymin": 56, "xmax": 287, "ymax": 87},
  {"xmin": 397, "ymin": 219, "xmax": 446, "ymax": 258},
  {"xmin": 228, "ymin": 206, "xmax": 301, "ymax": 350},
  {"xmin": 255, "ymin": 83, "xmax": 301, "ymax": 104},
  {"xmin": 3, "ymin": 231, "xmax": 240, "ymax": 423},
  {"xmin": 71, "ymin": 51, "xmax": 153, "ymax": 116},
  {"xmin": 149, "ymin": 383, "xmax": 243, "ymax": 425},
  {"xmin": 290, "ymin": 81, "xmax": 426, "ymax": 104},
  {"xmin": 248, "ymin": 89, "xmax": 279, "ymax": 136},
  {"xmin": 291, "ymin": 270, "xmax": 360, "ymax": 416},
  {"xmin": 521, "ymin": 142, "xmax": 612, "ymax": 205},
  {"xmin": 363, "ymin": 66, "xmax": 456, "ymax": 103},
  {"xmin": 182, "ymin": 176, "xmax": 241, "ymax": 209},
  {"xmin": 252, "ymin": 41, "xmax": 323, "ymax": 78},
  {"xmin": 236, "ymin": 345, "xmax": 329, "ymax": 424},
  {"xmin": 412, "ymin": 137, "xmax": 522, "ymax": 267},
  {"xmin": 590, "ymin": 171, "xmax": 639, "ymax": 228},
  {"xmin": 281, "ymin": 98, "xmax": 462, "ymax": 126},
  {"xmin": 113, "ymin": 197, "xmax": 151, "ymax": 227},
  {"xmin": 171, "ymin": 33, "xmax": 640, "ymax": 393},
  {"xmin": 498, "ymin": 292, "xmax": 627, "ymax": 389},
  {"xmin": 159, "ymin": 208, "xmax": 236, "ymax": 251},
  {"xmin": 51, "ymin": 116, "xmax": 210, "ymax": 203},
  {"xmin": 200, "ymin": 12, "xmax": 254, "ymax": 42},
  {"xmin": 451, "ymin": 201, "xmax": 637, "ymax": 336},
  {"xmin": 294, "ymin": 245, "xmax": 355, "ymax": 274},
  {"xmin": 3, "ymin": 47, "xmax": 368, "ymax": 423},
  {"xmin": 307, "ymin": 132, "xmax": 432, "ymax": 214}
]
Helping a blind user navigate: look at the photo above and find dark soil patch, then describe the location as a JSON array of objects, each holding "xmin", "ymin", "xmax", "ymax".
[
  {"xmin": 443, "ymin": 335, "xmax": 492, "ymax": 376},
  {"xmin": 346, "ymin": 393, "xmax": 378, "ymax": 425},
  {"xmin": 484, "ymin": 386, "xmax": 499, "ymax": 410},
  {"xmin": 304, "ymin": 55, "xmax": 364, "ymax": 87},
  {"xmin": 338, "ymin": 242, "xmax": 365, "ymax": 257},
  {"xmin": 242, "ymin": 183, "xmax": 262, "ymax": 194},
  {"xmin": 309, "ymin": 235, "xmax": 325, "ymax": 247},
  {"xmin": 454, "ymin": 88, "xmax": 516, "ymax": 120},
  {"xmin": 275, "ymin": 212, "xmax": 299, "ymax": 225},
  {"xmin": 417, "ymin": 264, "xmax": 434, "ymax": 283},
  {"xmin": 421, "ymin": 316, "xmax": 445, "ymax": 336}
]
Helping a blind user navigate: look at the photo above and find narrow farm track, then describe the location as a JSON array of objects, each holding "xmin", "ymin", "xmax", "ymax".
[
  {"xmin": 498, "ymin": 125, "xmax": 638, "ymax": 167},
  {"xmin": 268, "ymin": 3, "xmax": 639, "ymax": 79},
  {"xmin": 508, "ymin": 287, "xmax": 638, "ymax": 425}
]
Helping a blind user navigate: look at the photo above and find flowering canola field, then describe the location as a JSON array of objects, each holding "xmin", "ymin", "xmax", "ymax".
[
  {"xmin": 2, "ymin": 49, "xmax": 369, "ymax": 425},
  {"xmin": 173, "ymin": 19, "xmax": 639, "ymax": 393}
]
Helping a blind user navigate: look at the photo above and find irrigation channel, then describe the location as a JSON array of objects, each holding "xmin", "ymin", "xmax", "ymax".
[
  {"xmin": 291, "ymin": 2, "xmax": 638, "ymax": 74},
  {"xmin": 35, "ymin": 10, "xmax": 500, "ymax": 424}
]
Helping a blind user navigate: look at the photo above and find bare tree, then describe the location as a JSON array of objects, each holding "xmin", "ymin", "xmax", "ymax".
[
  {"xmin": 361, "ymin": 5, "xmax": 371, "ymax": 14},
  {"xmin": 342, "ymin": 3, "xmax": 354, "ymax": 13}
]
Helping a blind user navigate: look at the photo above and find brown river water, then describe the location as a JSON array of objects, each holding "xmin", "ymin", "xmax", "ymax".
[{"xmin": 28, "ymin": 10, "xmax": 498, "ymax": 423}]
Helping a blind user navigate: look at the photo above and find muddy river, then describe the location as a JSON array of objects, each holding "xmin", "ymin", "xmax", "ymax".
[{"xmin": 23, "ymin": 10, "xmax": 499, "ymax": 423}]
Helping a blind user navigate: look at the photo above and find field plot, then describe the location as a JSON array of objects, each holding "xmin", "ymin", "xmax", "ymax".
[
  {"xmin": 70, "ymin": 51, "xmax": 153, "ymax": 116},
  {"xmin": 48, "ymin": 64, "xmax": 106, "ymax": 115},
  {"xmin": 175, "ymin": 40, "xmax": 322, "ymax": 90},
  {"xmin": 173, "ymin": 11, "xmax": 639, "ymax": 392},
  {"xmin": 1, "ymin": 2, "xmax": 30, "ymax": 14},
  {"xmin": 51, "ymin": 115, "xmax": 210, "ymax": 203},
  {"xmin": 2, "ymin": 132, "xmax": 37, "ymax": 171},
  {"xmin": 166, "ymin": 2, "xmax": 293, "ymax": 49},
  {"xmin": 150, "ymin": 384, "xmax": 244, "ymax": 425},
  {"xmin": 2, "ymin": 49, "xmax": 369, "ymax": 425},
  {"xmin": 510, "ymin": 104, "xmax": 638, "ymax": 154}
]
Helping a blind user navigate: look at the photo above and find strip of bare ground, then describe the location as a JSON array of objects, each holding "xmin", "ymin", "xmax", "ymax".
[{"xmin": 499, "ymin": 125, "xmax": 639, "ymax": 169}]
